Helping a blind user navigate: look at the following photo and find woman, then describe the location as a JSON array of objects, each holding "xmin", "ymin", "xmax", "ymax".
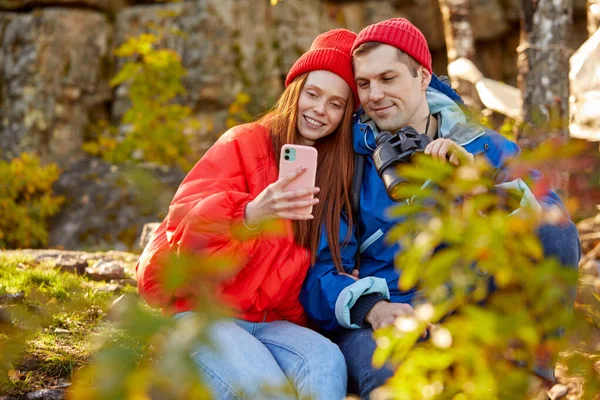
[{"xmin": 136, "ymin": 29, "xmax": 358, "ymax": 400}]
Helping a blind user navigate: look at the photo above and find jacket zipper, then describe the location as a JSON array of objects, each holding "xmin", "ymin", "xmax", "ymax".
[{"xmin": 360, "ymin": 229, "xmax": 384, "ymax": 253}]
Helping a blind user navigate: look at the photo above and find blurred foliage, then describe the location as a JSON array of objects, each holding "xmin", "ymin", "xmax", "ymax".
[
  {"xmin": 478, "ymin": 112, "xmax": 518, "ymax": 141},
  {"xmin": 66, "ymin": 250, "xmax": 240, "ymax": 400},
  {"xmin": 226, "ymin": 92, "xmax": 254, "ymax": 130},
  {"xmin": 83, "ymin": 32, "xmax": 198, "ymax": 171},
  {"xmin": 564, "ymin": 270, "xmax": 600, "ymax": 398},
  {"xmin": 370, "ymin": 140, "xmax": 599, "ymax": 399},
  {"xmin": 0, "ymin": 154, "xmax": 64, "ymax": 249},
  {"xmin": 67, "ymin": 295, "xmax": 211, "ymax": 400}
]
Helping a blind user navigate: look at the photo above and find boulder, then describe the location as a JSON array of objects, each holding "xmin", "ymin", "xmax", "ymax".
[
  {"xmin": 112, "ymin": 0, "xmax": 239, "ymax": 120},
  {"xmin": 53, "ymin": 254, "xmax": 88, "ymax": 274},
  {"xmin": 85, "ymin": 260, "xmax": 126, "ymax": 281},
  {"xmin": 48, "ymin": 157, "xmax": 185, "ymax": 251},
  {"xmin": 0, "ymin": 0, "xmax": 192, "ymax": 14},
  {"xmin": 138, "ymin": 222, "xmax": 160, "ymax": 250},
  {"xmin": 111, "ymin": 0, "xmax": 282, "ymax": 144},
  {"xmin": 570, "ymin": 28, "xmax": 600, "ymax": 141},
  {"xmin": 0, "ymin": 0, "xmax": 126, "ymax": 13},
  {"xmin": 271, "ymin": 0, "xmax": 321, "ymax": 74},
  {"xmin": 470, "ymin": 0, "xmax": 508, "ymax": 41},
  {"xmin": 0, "ymin": 9, "xmax": 112, "ymax": 168},
  {"xmin": 4, "ymin": 248, "xmax": 139, "ymax": 264},
  {"xmin": 26, "ymin": 389, "xmax": 64, "ymax": 400}
]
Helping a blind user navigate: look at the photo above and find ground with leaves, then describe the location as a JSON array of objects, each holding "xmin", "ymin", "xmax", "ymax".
[{"xmin": 0, "ymin": 250, "xmax": 142, "ymax": 399}]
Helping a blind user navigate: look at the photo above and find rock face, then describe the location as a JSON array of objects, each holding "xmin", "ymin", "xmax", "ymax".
[
  {"xmin": 111, "ymin": 0, "xmax": 284, "ymax": 112},
  {"xmin": 110, "ymin": 0, "xmax": 284, "ymax": 156},
  {"xmin": 48, "ymin": 157, "xmax": 185, "ymax": 250},
  {"xmin": 570, "ymin": 28, "xmax": 600, "ymax": 141},
  {"xmin": 112, "ymin": 1, "xmax": 239, "ymax": 119},
  {"xmin": 272, "ymin": 0, "xmax": 321, "ymax": 75},
  {"xmin": 0, "ymin": 9, "xmax": 112, "ymax": 168}
]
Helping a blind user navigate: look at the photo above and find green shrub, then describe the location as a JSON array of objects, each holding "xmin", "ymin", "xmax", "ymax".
[
  {"xmin": 0, "ymin": 154, "xmax": 64, "ymax": 249},
  {"xmin": 226, "ymin": 92, "xmax": 254, "ymax": 129},
  {"xmin": 83, "ymin": 33, "xmax": 197, "ymax": 171},
  {"xmin": 371, "ymin": 141, "xmax": 596, "ymax": 399}
]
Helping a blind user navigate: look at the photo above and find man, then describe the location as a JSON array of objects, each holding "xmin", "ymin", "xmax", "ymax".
[{"xmin": 300, "ymin": 18, "xmax": 581, "ymax": 399}]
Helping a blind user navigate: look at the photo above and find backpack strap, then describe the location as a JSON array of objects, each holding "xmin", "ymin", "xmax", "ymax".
[
  {"xmin": 351, "ymin": 152, "xmax": 364, "ymax": 215},
  {"xmin": 350, "ymin": 152, "xmax": 365, "ymax": 273}
]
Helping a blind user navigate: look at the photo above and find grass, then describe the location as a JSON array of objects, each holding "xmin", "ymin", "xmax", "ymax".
[{"xmin": 0, "ymin": 252, "xmax": 137, "ymax": 397}]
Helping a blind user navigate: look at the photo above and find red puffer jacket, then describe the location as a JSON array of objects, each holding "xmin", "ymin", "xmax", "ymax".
[{"xmin": 136, "ymin": 123, "xmax": 309, "ymax": 326}]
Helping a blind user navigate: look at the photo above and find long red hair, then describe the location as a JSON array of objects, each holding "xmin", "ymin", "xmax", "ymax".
[{"xmin": 258, "ymin": 73, "xmax": 355, "ymax": 273}]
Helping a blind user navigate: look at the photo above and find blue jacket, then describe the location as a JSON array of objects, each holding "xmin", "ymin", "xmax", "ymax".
[{"xmin": 300, "ymin": 78, "xmax": 565, "ymax": 333}]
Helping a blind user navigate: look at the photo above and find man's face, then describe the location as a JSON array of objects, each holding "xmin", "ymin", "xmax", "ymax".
[{"xmin": 353, "ymin": 44, "xmax": 428, "ymax": 132}]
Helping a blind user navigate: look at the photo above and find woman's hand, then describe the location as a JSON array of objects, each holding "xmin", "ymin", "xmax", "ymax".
[
  {"xmin": 424, "ymin": 138, "xmax": 474, "ymax": 166},
  {"xmin": 244, "ymin": 166, "xmax": 320, "ymax": 227}
]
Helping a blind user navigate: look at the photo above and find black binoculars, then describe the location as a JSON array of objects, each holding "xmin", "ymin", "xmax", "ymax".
[{"xmin": 372, "ymin": 126, "xmax": 433, "ymax": 201}]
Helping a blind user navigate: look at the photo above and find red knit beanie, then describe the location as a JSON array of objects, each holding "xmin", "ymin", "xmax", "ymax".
[
  {"xmin": 286, "ymin": 29, "xmax": 358, "ymax": 106},
  {"xmin": 352, "ymin": 18, "xmax": 432, "ymax": 74}
]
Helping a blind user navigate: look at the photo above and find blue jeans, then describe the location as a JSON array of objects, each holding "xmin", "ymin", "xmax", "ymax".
[
  {"xmin": 337, "ymin": 222, "xmax": 581, "ymax": 399},
  {"xmin": 174, "ymin": 314, "xmax": 347, "ymax": 400},
  {"xmin": 336, "ymin": 327, "xmax": 394, "ymax": 399}
]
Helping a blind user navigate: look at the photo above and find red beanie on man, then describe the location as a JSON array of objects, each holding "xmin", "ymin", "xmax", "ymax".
[
  {"xmin": 351, "ymin": 18, "xmax": 432, "ymax": 74},
  {"xmin": 286, "ymin": 29, "xmax": 358, "ymax": 106}
]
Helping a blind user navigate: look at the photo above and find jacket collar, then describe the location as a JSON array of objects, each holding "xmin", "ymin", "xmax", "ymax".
[{"xmin": 354, "ymin": 84, "xmax": 486, "ymax": 155}]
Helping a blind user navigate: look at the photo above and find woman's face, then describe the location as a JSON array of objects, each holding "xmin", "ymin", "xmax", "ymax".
[{"xmin": 296, "ymin": 70, "xmax": 350, "ymax": 146}]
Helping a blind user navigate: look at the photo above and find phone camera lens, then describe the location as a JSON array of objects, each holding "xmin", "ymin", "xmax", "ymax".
[
  {"xmin": 285, "ymin": 149, "xmax": 290, "ymax": 154},
  {"xmin": 284, "ymin": 156, "xmax": 289, "ymax": 160}
]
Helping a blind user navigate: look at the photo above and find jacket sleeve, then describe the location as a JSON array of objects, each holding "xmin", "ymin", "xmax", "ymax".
[
  {"xmin": 137, "ymin": 131, "xmax": 264, "ymax": 308},
  {"xmin": 300, "ymin": 221, "xmax": 390, "ymax": 332},
  {"xmin": 166, "ymin": 133, "xmax": 261, "ymax": 261}
]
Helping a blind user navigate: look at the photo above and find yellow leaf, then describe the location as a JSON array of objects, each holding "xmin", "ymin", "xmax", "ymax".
[
  {"xmin": 226, "ymin": 117, "xmax": 237, "ymax": 129},
  {"xmin": 8, "ymin": 369, "xmax": 19, "ymax": 382},
  {"xmin": 236, "ymin": 92, "xmax": 251, "ymax": 104}
]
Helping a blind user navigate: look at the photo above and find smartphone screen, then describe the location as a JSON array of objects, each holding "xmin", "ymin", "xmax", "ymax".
[{"xmin": 279, "ymin": 144, "xmax": 318, "ymax": 215}]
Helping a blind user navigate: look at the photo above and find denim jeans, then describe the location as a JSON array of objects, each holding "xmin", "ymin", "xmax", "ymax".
[
  {"xmin": 174, "ymin": 314, "xmax": 347, "ymax": 400},
  {"xmin": 336, "ymin": 221, "xmax": 581, "ymax": 400}
]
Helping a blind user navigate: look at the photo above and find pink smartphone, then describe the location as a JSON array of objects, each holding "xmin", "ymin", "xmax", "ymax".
[{"xmin": 279, "ymin": 144, "xmax": 318, "ymax": 215}]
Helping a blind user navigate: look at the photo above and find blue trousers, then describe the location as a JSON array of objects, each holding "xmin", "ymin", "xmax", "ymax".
[
  {"xmin": 174, "ymin": 315, "xmax": 347, "ymax": 400},
  {"xmin": 336, "ymin": 221, "xmax": 581, "ymax": 399}
]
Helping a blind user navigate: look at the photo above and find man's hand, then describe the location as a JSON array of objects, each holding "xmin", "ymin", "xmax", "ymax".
[
  {"xmin": 365, "ymin": 301, "xmax": 415, "ymax": 330},
  {"xmin": 424, "ymin": 138, "xmax": 474, "ymax": 166}
]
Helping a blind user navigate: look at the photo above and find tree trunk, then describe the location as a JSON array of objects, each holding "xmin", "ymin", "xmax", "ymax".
[
  {"xmin": 589, "ymin": 0, "xmax": 600, "ymax": 36},
  {"xmin": 438, "ymin": 0, "xmax": 481, "ymax": 109},
  {"xmin": 517, "ymin": 0, "xmax": 572, "ymax": 150},
  {"xmin": 439, "ymin": 0, "xmax": 475, "ymax": 61}
]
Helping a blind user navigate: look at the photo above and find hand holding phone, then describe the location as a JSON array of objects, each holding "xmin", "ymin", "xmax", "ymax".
[
  {"xmin": 244, "ymin": 145, "xmax": 319, "ymax": 226},
  {"xmin": 278, "ymin": 144, "xmax": 318, "ymax": 215}
]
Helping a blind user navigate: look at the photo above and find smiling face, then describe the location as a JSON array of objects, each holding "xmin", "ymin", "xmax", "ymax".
[
  {"xmin": 353, "ymin": 44, "xmax": 431, "ymax": 132},
  {"xmin": 296, "ymin": 70, "xmax": 351, "ymax": 146}
]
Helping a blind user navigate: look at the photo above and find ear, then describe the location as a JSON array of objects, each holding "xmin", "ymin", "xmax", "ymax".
[{"xmin": 420, "ymin": 67, "xmax": 431, "ymax": 91}]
